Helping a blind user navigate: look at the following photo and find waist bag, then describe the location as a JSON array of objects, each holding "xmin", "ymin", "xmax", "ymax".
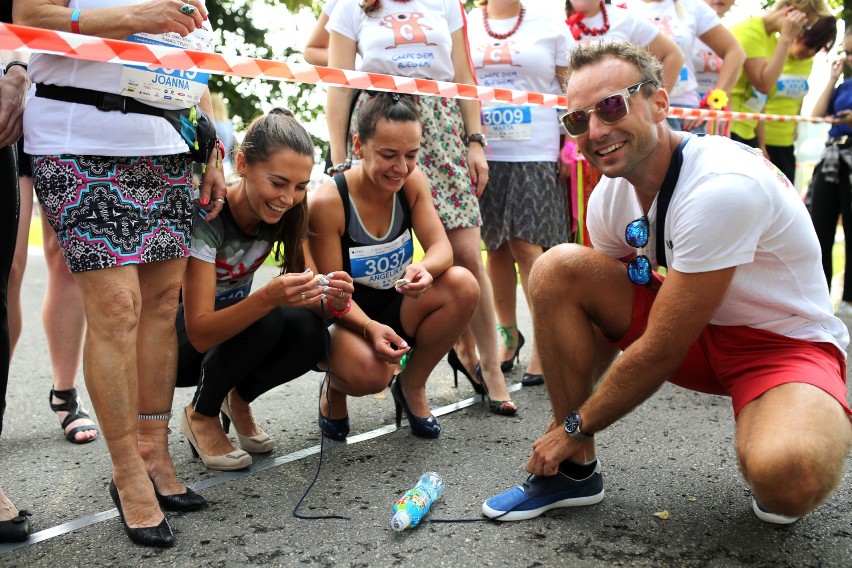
[{"xmin": 35, "ymin": 83, "xmax": 217, "ymax": 163}]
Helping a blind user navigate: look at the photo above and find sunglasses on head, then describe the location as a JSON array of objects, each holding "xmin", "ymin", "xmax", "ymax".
[
  {"xmin": 559, "ymin": 80, "xmax": 657, "ymax": 137},
  {"xmin": 625, "ymin": 215, "xmax": 652, "ymax": 286}
]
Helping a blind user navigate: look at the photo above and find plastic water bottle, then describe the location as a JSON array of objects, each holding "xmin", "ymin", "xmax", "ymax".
[{"xmin": 390, "ymin": 472, "xmax": 444, "ymax": 531}]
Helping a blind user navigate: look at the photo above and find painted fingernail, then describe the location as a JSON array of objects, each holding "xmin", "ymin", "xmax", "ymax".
[
  {"xmin": 318, "ymin": 275, "xmax": 330, "ymax": 286},
  {"xmin": 201, "ymin": 196, "xmax": 209, "ymax": 205},
  {"xmin": 320, "ymin": 294, "xmax": 326, "ymax": 300},
  {"xmin": 399, "ymin": 341, "xmax": 408, "ymax": 348},
  {"xmin": 323, "ymin": 287, "xmax": 331, "ymax": 294},
  {"xmin": 327, "ymin": 272, "xmax": 335, "ymax": 279}
]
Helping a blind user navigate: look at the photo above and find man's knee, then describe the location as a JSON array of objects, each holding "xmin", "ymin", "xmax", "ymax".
[
  {"xmin": 740, "ymin": 432, "xmax": 849, "ymax": 516},
  {"xmin": 529, "ymin": 244, "xmax": 594, "ymax": 300}
]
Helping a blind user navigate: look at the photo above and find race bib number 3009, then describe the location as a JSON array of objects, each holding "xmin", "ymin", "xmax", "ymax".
[
  {"xmin": 350, "ymin": 232, "xmax": 413, "ymax": 290},
  {"xmin": 483, "ymin": 106, "xmax": 531, "ymax": 141}
]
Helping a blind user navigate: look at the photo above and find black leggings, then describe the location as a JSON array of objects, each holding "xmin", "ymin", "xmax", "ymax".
[
  {"xmin": 0, "ymin": 143, "xmax": 19, "ymax": 435},
  {"xmin": 176, "ymin": 304, "xmax": 327, "ymax": 417},
  {"xmin": 808, "ymin": 156, "xmax": 852, "ymax": 302}
]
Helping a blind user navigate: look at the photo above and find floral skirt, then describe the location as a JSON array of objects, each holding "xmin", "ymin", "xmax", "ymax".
[
  {"xmin": 349, "ymin": 92, "xmax": 481, "ymax": 230},
  {"xmin": 31, "ymin": 154, "xmax": 193, "ymax": 273},
  {"xmin": 480, "ymin": 161, "xmax": 568, "ymax": 250}
]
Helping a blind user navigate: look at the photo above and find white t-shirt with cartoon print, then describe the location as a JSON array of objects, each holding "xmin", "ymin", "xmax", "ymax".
[
  {"xmin": 467, "ymin": 5, "xmax": 569, "ymax": 162},
  {"xmin": 626, "ymin": 0, "xmax": 720, "ymax": 107},
  {"xmin": 328, "ymin": 0, "xmax": 463, "ymax": 81},
  {"xmin": 587, "ymin": 134, "xmax": 848, "ymax": 353},
  {"xmin": 692, "ymin": 38, "xmax": 723, "ymax": 98}
]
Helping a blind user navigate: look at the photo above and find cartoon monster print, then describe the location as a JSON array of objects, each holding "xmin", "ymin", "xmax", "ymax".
[
  {"xmin": 381, "ymin": 12, "xmax": 437, "ymax": 48},
  {"xmin": 476, "ymin": 41, "xmax": 521, "ymax": 68}
]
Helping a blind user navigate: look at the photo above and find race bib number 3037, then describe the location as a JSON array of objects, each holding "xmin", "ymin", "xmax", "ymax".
[{"xmin": 350, "ymin": 232, "xmax": 413, "ymax": 290}]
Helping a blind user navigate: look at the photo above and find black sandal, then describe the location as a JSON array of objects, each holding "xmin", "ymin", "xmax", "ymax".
[{"xmin": 49, "ymin": 388, "xmax": 99, "ymax": 444}]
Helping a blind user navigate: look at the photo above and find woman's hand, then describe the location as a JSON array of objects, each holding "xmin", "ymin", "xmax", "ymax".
[
  {"xmin": 830, "ymin": 59, "xmax": 845, "ymax": 83},
  {"xmin": 197, "ymin": 148, "xmax": 226, "ymax": 221},
  {"xmin": 321, "ymin": 270, "xmax": 355, "ymax": 312},
  {"xmin": 394, "ymin": 263, "xmax": 433, "ymax": 300},
  {"xmin": 0, "ymin": 65, "xmax": 28, "ymax": 148},
  {"xmin": 364, "ymin": 321, "xmax": 411, "ymax": 364},
  {"xmin": 262, "ymin": 269, "xmax": 325, "ymax": 308},
  {"xmin": 467, "ymin": 143, "xmax": 489, "ymax": 197},
  {"xmin": 132, "ymin": 0, "xmax": 207, "ymax": 37},
  {"xmin": 779, "ymin": 8, "xmax": 808, "ymax": 42}
]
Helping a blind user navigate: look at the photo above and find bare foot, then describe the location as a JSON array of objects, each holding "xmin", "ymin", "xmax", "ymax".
[
  {"xmin": 112, "ymin": 462, "xmax": 164, "ymax": 529},
  {"xmin": 0, "ymin": 487, "xmax": 19, "ymax": 522},
  {"xmin": 225, "ymin": 391, "xmax": 264, "ymax": 437},
  {"xmin": 137, "ymin": 419, "xmax": 185, "ymax": 497}
]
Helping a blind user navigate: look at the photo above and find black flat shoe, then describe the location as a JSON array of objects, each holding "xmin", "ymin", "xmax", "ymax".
[
  {"xmin": 447, "ymin": 348, "xmax": 486, "ymax": 395},
  {"xmin": 318, "ymin": 378, "xmax": 349, "ymax": 441},
  {"xmin": 521, "ymin": 372, "xmax": 544, "ymax": 386},
  {"xmin": 153, "ymin": 485, "xmax": 207, "ymax": 512},
  {"xmin": 0, "ymin": 510, "xmax": 31, "ymax": 543},
  {"xmin": 390, "ymin": 376, "xmax": 441, "ymax": 438},
  {"xmin": 109, "ymin": 480, "xmax": 175, "ymax": 548}
]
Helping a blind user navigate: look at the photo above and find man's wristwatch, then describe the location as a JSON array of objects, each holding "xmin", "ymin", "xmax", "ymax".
[
  {"xmin": 563, "ymin": 411, "xmax": 593, "ymax": 441},
  {"xmin": 464, "ymin": 133, "xmax": 487, "ymax": 148}
]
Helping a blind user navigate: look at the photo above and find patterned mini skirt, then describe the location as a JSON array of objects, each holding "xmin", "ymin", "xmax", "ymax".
[
  {"xmin": 31, "ymin": 154, "xmax": 193, "ymax": 273},
  {"xmin": 348, "ymin": 92, "xmax": 482, "ymax": 230}
]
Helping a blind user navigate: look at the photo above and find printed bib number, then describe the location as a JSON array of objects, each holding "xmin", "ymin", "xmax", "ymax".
[
  {"xmin": 216, "ymin": 282, "xmax": 252, "ymax": 303},
  {"xmin": 119, "ymin": 26, "xmax": 214, "ymax": 106},
  {"xmin": 350, "ymin": 232, "xmax": 413, "ymax": 290},
  {"xmin": 483, "ymin": 106, "xmax": 531, "ymax": 141},
  {"xmin": 775, "ymin": 75, "xmax": 809, "ymax": 100}
]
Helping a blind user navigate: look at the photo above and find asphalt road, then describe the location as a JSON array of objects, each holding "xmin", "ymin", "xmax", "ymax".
[{"xmin": 0, "ymin": 255, "xmax": 850, "ymax": 567}]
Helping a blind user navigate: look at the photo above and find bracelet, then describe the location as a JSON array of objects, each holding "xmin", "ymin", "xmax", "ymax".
[
  {"xmin": 4, "ymin": 61, "xmax": 27, "ymax": 75},
  {"xmin": 70, "ymin": 9, "xmax": 82, "ymax": 34},
  {"xmin": 326, "ymin": 297, "xmax": 351, "ymax": 319},
  {"xmin": 326, "ymin": 158, "xmax": 352, "ymax": 176},
  {"xmin": 363, "ymin": 319, "xmax": 374, "ymax": 339},
  {"xmin": 138, "ymin": 412, "xmax": 172, "ymax": 421}
]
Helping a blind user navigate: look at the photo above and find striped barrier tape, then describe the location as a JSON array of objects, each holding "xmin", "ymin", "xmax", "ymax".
[{"xmin": 0, "ymin": 22, "xmax": 836, "ymax": 125}]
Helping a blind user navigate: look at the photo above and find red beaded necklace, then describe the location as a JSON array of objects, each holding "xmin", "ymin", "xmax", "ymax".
[
  {"xmin": 483, "ymin": 3, "xmax": 526, "ymax": 40},
  {"xmin": 566, "ymin": 1, "xmax": 610, "ymax": 41}
]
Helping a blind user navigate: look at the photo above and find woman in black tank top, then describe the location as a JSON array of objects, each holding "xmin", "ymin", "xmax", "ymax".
[{"xmin": 309, "ymin": 93, "xmax": 479, "ymax": 439}]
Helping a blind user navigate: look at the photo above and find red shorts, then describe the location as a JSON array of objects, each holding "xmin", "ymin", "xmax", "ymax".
[{"xmin": 612, "ymin": 272, "xmax": 851, "ymax": 418}]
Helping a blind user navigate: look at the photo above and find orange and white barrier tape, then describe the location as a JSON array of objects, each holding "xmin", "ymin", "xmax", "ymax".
[{"xmin": 0, "ymin": 23, "xmax": 836, "ymax": 125}]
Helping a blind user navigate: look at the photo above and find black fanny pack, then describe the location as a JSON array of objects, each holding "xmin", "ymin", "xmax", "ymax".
[{"xmin": 35, "ymin": 83, "xmax": 217, "ymax": 163}]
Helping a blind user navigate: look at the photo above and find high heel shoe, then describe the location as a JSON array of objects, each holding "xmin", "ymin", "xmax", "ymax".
[
  {"xmin": 179, "ymin": 406, "xmax": 252, "ymax": 471},
  {"xmin": 390, "ymin": 376, "xmax": 441, "ymax": 438},
  {"xmin": 108, "ymin": 480, "xmax": 175, "ymax": 548},
  {"xmin": 475, "ymin": 365, "xmax": 519, "ymax": 417},
  {"xmin": 318, "ymin": 377, "xmax": 350, "ymax": 441},
  {"xmin": 151, "ymin": 479, "xmax": 207, "ymax": 512},
  {"xmin": 447, "ymin": 348, "xmax": 486, "ymax": 395},
  {"xmin": 498, "ymin": 325, "xmax": 526, "ymax": 373},
  {"xmin": 220, "ymin": 398, "xmax": 274, "ymax": 453}
]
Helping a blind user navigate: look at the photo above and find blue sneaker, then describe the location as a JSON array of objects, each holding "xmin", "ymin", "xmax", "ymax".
[
  {"xmin": 482, "ymin": 461, "xmax": 604, "ymax": 521},
  {"xmin": 752, "ymin": 497, "xmax": 799, "ymax": 525}
]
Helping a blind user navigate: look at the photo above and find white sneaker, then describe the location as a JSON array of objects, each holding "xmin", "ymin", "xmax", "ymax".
[
  {"xmin": 752, "ymin": 497, "xmax": 799, "ymax": 525},
  {"xmin": 835, "ymin": 301, "xmax": 852, "ymax": 318}
]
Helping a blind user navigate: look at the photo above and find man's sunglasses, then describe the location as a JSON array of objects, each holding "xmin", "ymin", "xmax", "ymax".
[
  {"xmin": 625, "ymin": 216, "xmax": 652, "ymax": 286},
  {"xmin": 559, "ymin": 80, "xmax": 657, "ymax": 137}
]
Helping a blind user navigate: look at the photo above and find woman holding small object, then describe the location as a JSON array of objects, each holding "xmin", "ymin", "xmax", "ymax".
[
  {"xmin": 808, "ymin": 28, "xmax": 852, "ymax": 316},
  {"xmin": 16, "ymin": 0, "xmax": 224, "ymax": 547},
  {"xmin": 310, "ymin": 92, "xmax": 479, "ymax": 439},
  {"xmin": 178, "ymin": 109, "xmax": 351, "ymax": 468}
]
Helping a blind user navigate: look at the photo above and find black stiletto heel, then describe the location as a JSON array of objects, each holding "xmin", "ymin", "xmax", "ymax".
[
  {"xmin": 498, "ymin": 325, "xmax": 526, "ymax": 373},
  {"xmin": 109, "ymin": 480, "xmax": 175, "ymax": 548},
  {"xmin": 447, "ymin": 348, "xmax": 486, "ymax": 395},
  {"xmin": 390, "ymin": 376, "xmax": 441, "ymax": 438}
]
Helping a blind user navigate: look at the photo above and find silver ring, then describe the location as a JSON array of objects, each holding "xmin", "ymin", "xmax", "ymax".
[
  {"xmin": 338, "ymin": 290, "xmax": 345, "ymax": 299},
  {"xmin": 301, "ymin": 292, "xmax": 306, "ymax": 301},
  {"xmin": 180, "ymin": 3, "xmax": 196, "ymax": 15},
  {"xmin": 214, "ymin": 198, "xmax": 225, "ymax": 203}
]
